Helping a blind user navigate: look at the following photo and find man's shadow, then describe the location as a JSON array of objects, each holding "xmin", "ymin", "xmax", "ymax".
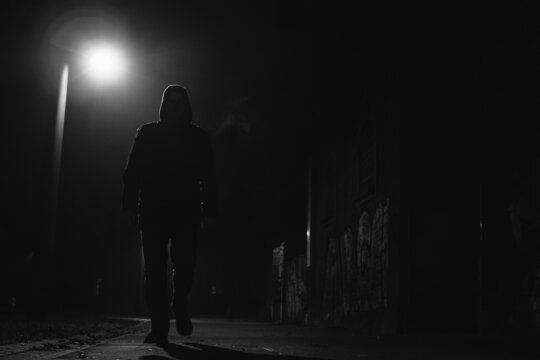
[{"xmin": 140, "ymin": 341, "xmax": 327, "ymax": 360}]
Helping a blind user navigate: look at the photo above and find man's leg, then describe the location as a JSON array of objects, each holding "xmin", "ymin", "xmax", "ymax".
[
  {"xmin": 141, "ymin": 223, "xmax": 170, "ymax": 339},
  {"xmin": 170, "ymin": 219, "xmax": 198, "ymax": 335}
]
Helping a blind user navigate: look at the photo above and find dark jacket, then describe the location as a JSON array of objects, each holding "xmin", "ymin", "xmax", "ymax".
[{"xmin": 122, "ymin": 121, "xmax": 217, "ymax": 224}]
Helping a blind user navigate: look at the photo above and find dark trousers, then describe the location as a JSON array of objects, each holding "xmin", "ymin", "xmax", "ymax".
[{"xmin": 141, "ymin": 217, "xmax": 198, "ymax": 334}]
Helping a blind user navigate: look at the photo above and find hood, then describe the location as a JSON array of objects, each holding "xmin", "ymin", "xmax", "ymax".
[{"xmin": 158, "ymin": 84, "xmax": 193, "ymax": 125}]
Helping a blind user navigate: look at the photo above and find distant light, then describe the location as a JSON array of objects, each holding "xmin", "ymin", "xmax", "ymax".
[{"xmin": 83, "ymin": 43, "xmax": 127, "ymax": 84}]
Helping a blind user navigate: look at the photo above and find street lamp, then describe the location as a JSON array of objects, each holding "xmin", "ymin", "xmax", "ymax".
[
  {"xmin": 82, "ymin": 43, "xmax": 128, "ymax": 84},
  {"xmin": 45, "ymin": 42, "xmax": 128, "ymax": 310},
  {"xmin": 52, "ymin": 42, "xmax": 128, "ymax": 238}
]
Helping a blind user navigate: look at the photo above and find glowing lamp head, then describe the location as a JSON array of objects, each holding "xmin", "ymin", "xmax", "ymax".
[{"xmin": 84, "ymin": 44, "xmax": 127, "ymax": 84}]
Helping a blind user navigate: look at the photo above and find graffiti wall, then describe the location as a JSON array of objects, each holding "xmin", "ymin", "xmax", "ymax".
[
  {"xmin": 270, "ymin": 243, "xmax": 285, "ymax": 322},
  {"xmin": 284, "ymin": 254, "xmax": 307, "ymax": 322},
  {"xmin": 322, "ymin": 199, "xmax": 389, "ymax": 321}
]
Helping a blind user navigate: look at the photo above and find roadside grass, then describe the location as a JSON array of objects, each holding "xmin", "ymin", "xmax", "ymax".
[{"xmin": 0, "ymin": 310, "xmax": 145, "ymax": 347}]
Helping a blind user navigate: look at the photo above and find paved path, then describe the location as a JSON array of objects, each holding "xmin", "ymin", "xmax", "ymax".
[{"xmin": 1, "ymin": 318, "xmax": 540, "ymax": 359}]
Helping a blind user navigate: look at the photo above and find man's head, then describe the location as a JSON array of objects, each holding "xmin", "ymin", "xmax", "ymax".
[{"xmin": 159, "ymin": 84, "xmax": 192, "ymax": 124}]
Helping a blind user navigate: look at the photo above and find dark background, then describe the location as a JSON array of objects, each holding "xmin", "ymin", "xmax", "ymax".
[{"xmin": 2, "ymin": 0, "xmax": 540, "ymax": 334}]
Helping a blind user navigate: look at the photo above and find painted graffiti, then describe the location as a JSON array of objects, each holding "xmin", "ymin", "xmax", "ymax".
[
  {"xmin": 323, "ymin": 199, "xmax": 389, "ymax": 320},
  {"xmin": 284, "ymin": 254, "xmax": 307, "ymax": 322}
]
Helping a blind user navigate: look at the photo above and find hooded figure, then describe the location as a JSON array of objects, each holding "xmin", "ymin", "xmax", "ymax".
[
  {"xmin": 123, "ymin": 84, "xmax": 216, "ymax": 222},
  {"xmin": 122, "ymin": 84, "xmax": 216, "ymax": 343}
]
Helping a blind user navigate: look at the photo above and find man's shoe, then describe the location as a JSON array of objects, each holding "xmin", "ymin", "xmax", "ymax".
[
  {"xmin": 175, "ymin": 315, "xmax": 193, "ymax": 336},
  {"xmin": 144, "ymin": 331, "xmax": 168, "ymax": 345}
]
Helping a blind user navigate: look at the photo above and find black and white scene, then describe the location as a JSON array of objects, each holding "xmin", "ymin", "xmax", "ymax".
[{"xmin": 1, "ymin": 1, "xmax": 540, "ymax": 359}]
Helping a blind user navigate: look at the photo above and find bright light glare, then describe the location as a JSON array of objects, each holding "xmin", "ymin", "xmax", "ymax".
[{"xmin": 84, "ymin": 44, "xmax": 127, "ymax": 84}]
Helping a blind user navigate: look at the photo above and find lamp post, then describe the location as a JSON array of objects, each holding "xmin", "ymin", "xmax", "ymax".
[
  {"xmin": 50, "ymin": 64, "xmax": 69, "ymax": 247},
  {"xmin": 51, "ymin": 44, "xmax": 128, "ymax": 237},
  {"xmin": 44, "ymin": 43, "xmax": 128, "ymax": 314}
]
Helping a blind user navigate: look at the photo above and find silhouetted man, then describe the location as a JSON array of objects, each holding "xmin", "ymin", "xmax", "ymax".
[{"xmin": 122, "ymin": 84, "xmax": 216, "ymax": 344}]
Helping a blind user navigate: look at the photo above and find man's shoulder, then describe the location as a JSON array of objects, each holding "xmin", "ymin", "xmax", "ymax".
[
  {"xmin": 135, "ymin": 122, "xmax": 160, "ymax": 139},
  {"xmin": 138, "ymin": 122, "xmax": 160, "ymax": 132}
]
